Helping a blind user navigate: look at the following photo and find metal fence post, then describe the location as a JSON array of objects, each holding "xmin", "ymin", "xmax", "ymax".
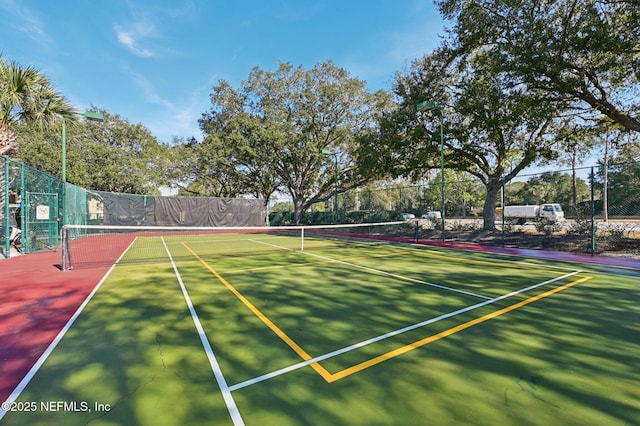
[
  {"xmin": 20, "ymin": 161, "xmax": 26, "ymax": 252},
  {"xmin": 3, "ymin": 157, "xmax": 9, "ymax": 258},
  {"xmin": 501, "ymin": 177, "xmax": 505, "ymax": 248},
  {"xmin": 590, "ymin": 166, "xmax": 595, "ymax": 255}
]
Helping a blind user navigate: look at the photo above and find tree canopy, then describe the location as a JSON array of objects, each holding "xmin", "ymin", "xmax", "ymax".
[
  {"xmin": 16, "ymin": 110, "xmax": 171, "ymax": 194},
  {"xmin": 359, "ymin": 47, "xmax": 560, "ymax": 229},
  {"xmin": 437, "ymin": 0, "xmax": 640, "ymax": 131},
  {"xmin": 0, "ymin": 55, "xmax": 75, "ymax": 155},
  {"xmin": 196, "ymin": 61, "xmax": 391, "ymax": 223},
  {"xmin": 509, "ymin": 171, "xmax": 590, "ymax": 208}
]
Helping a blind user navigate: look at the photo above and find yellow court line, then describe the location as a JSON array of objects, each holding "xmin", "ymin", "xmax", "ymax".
[
  {"xmin": 182, "ymin": 240, "xmax": 591, "ymax": 386},
  {"xmin": 181, "ymin": 243, "xmax": 334, "ymax": 382},
  {"xmin": 326, "ymin": 275, "xmax": 593, "ymax": 383}
]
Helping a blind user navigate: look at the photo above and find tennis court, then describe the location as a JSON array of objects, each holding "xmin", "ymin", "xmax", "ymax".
[{"xmin": 1, "ymin": 223, "xmax": 639, "ymax": 425}]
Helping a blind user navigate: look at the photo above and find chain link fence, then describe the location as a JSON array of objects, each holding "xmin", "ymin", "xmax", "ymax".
[
  {"xmin": 1, "ymin": 156, "xmax": 65, "ymax": 257},
  {"xmin": 3, "ymin": 156, "xmax": 639, "ymax": 260},
  {"xmin": 1, "ymin": 156, "xmax": 267, "ymax": 258},
  {"xmin": 490, "ymin": 164, "xmax": 640, "ymax": 258},
  {"xmin": 269, "ymin": 185, "xmax": 441, "ymax": 225},
  {"xmin": 270, "ymin": 162, "xmax": 640, "ymax": 260}
]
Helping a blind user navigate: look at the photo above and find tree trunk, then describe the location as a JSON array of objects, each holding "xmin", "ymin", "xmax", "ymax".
[
  {"xmin": 0, "ymin": 123, "xmax": 18, "ymax": 156},
  {"xmin": 482, "ymin": 180, "xmax": 501, "ymax": 231},
  {"xmin": 292, "ymin": 197, "xmax": 307, "ymax": 225}
]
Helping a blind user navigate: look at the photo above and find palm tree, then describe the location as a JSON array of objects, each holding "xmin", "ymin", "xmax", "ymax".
[{"xmin": 0, "ymin": 55, "xmax": 76, "ymax": 155}]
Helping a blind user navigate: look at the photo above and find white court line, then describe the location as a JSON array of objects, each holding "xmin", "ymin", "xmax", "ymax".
[
  {"xmin": 161, "ymin": 237, "xmax": 244, "ymax": 426},
  {"xmin": 228, "ymin": 270, "xmax": 583, "ymax": 392},
  {"xmin": 0, "ymin": 237, "xmax": 139, "ymax": 422},
  {"xmin": 396, "ymin": 242, "xmax": 640, "ymax": 279},
  {"xmin": 391, "ymin": 243, "xmax": 586, "ymax": 272},
  {"xmin": 250, "ymin": 238, "xmax": 492, "ymax": 300}
]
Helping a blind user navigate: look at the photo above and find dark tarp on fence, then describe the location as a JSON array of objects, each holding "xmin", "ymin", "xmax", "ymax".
[
  {"xmin": 153, "ymin": 196, "xmax": 266, "ymax": 227},
  {"xmin": 101, "ymin": 192, "xmax": 156, "ymax": 226}
]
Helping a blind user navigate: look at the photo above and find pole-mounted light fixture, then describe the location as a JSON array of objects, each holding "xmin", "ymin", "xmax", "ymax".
[{"xmin": 61, "ymin": 111, "xmax": 105, "ymax": 226}]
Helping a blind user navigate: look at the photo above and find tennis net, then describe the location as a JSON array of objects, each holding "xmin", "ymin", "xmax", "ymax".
[{"xmin": 60, "ymin": 221, "xmax": 415, "ymax": 271}]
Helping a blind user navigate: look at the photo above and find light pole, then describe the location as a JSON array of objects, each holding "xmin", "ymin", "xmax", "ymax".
[
  {"xmin": 61, "ymin": 111, "xmax": 105, "ymax": 226},
  {"xmin": 417, "ymin": 100, "xmax": 445, "ymax": 240},
  {"xmin": 321, "ymin": 149, "xmax": 338, "ymax": 224}
]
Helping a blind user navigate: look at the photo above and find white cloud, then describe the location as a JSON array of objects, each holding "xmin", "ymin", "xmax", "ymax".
[
  {"xmin": 113, "ymin": 21, "xmax": 156, "ymax": 57},
  {"xmin": 0, "ymin": 0, "xmax": 52, "ymax": 46},
  {"xmin": 118, "ymin": 66, "xmax": 208, "ymax": 143}
]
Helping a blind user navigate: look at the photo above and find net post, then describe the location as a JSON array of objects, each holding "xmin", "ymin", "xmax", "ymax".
[
  {"xmin": 61, "ymin": 226, "xmax": 73, "ymax": 271},
  {"xmin": 300, "ymin": 227, "xmax": 304, "ymax": 251},
  {"xmin": 61, "ymin": 226, "xmax": 67, "ymax": 271}
]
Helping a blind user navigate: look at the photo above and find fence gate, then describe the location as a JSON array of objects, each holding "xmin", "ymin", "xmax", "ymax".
[{"xmin": 24, "ymin": 192, "xmax": 59, "ymax": 253}]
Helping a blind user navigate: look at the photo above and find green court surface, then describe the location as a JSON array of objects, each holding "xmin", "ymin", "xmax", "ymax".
[{"xmin": 2, "ymin": 232, "xmax": 639, "ymax": 425}]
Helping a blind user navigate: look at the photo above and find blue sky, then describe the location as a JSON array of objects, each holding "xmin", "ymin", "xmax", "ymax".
[{"xmin": 1, "ymin": 0, "xmax": 447, "ymax": 144}]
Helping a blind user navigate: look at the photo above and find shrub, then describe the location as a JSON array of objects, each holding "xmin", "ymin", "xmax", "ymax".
[{"xmin": 535, "ymin": 219, "xmax": 562, "ymax": 235}]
